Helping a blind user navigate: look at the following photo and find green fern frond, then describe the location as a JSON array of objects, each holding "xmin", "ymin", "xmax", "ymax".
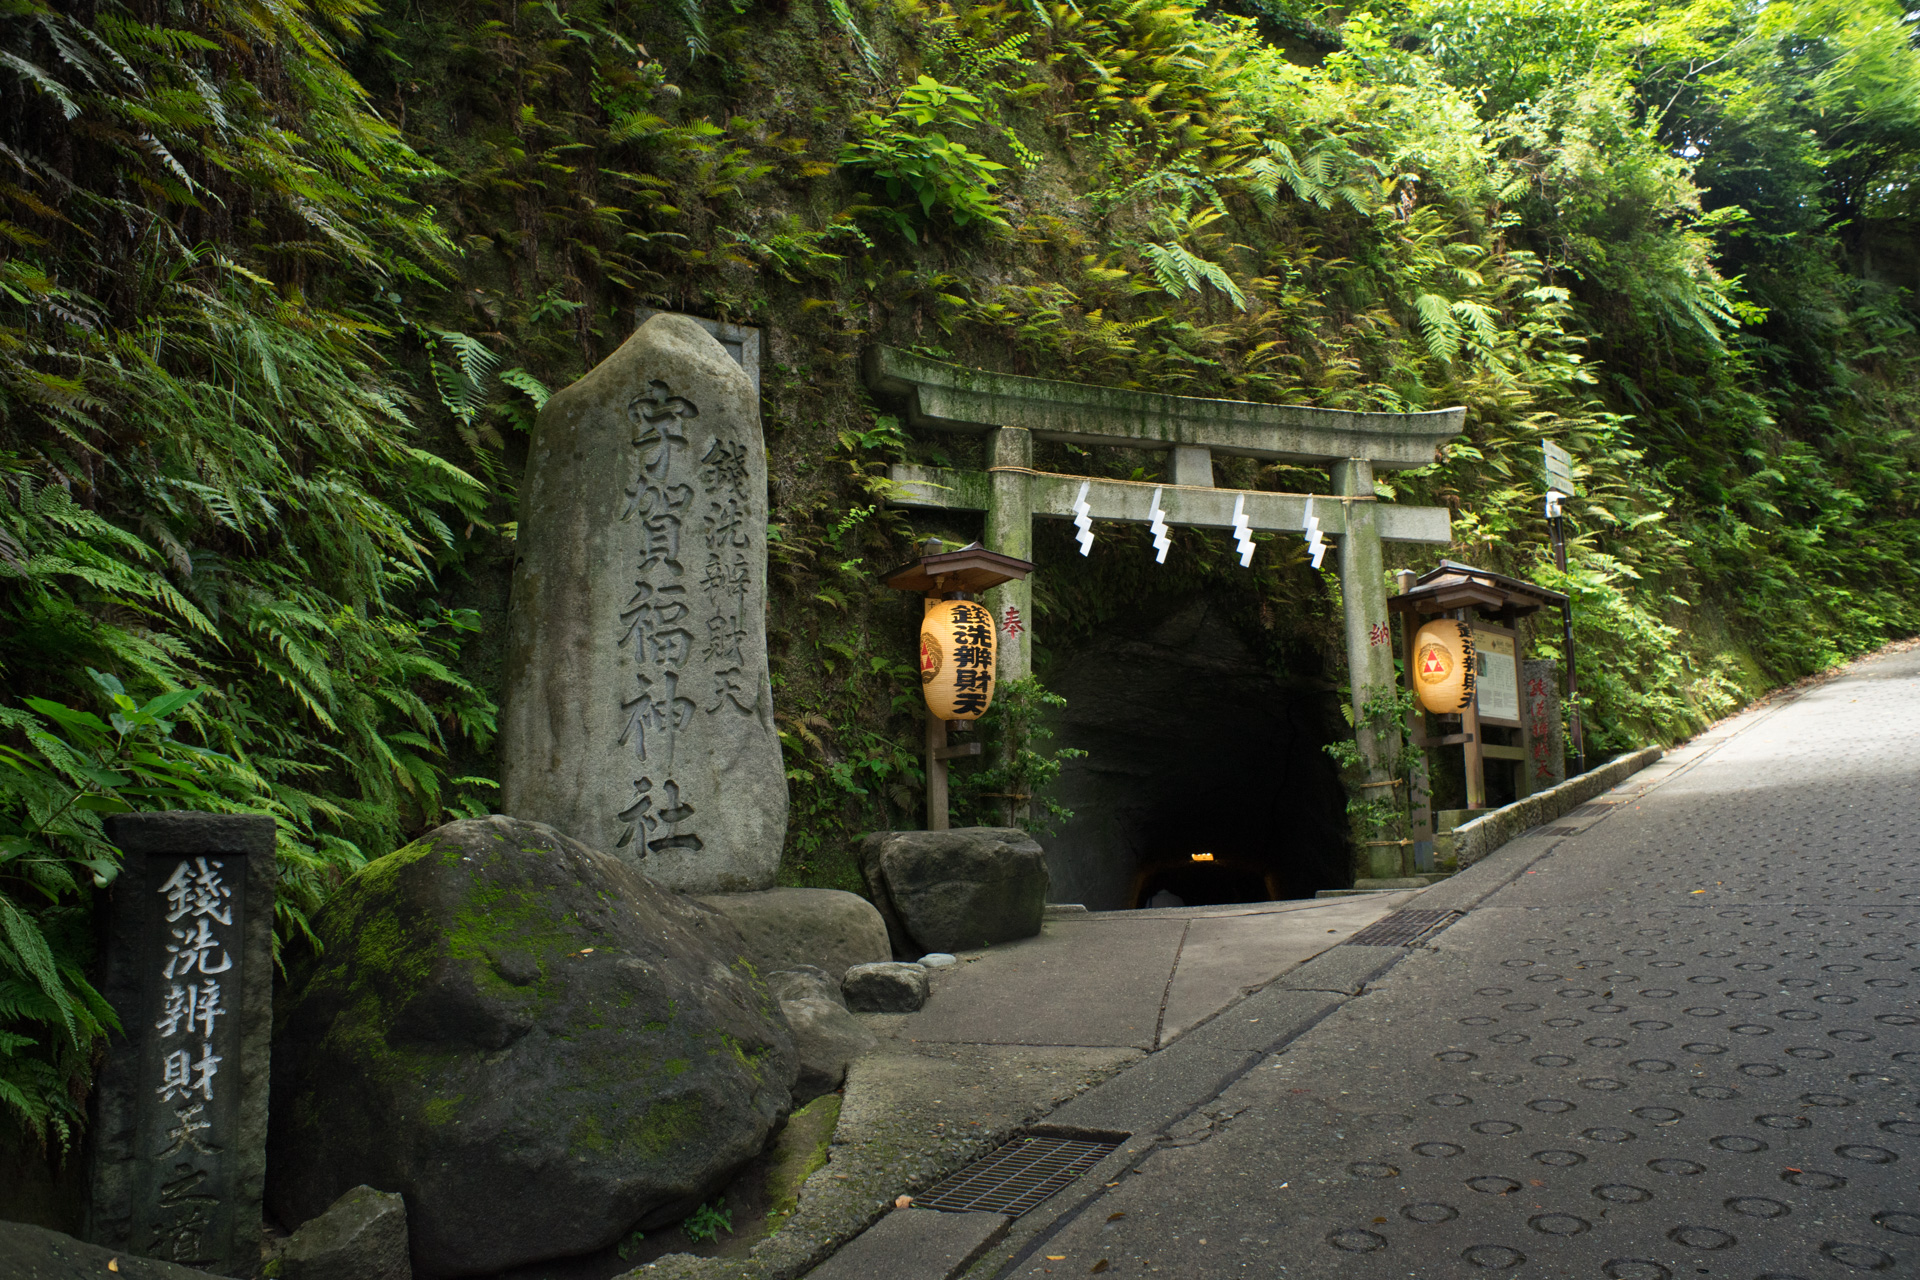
[
  {"xmin": 824, "ymin": 0, "xmax": 882, "ymax": 74},
  {"xmin": 1142, "ymin": 243, "xmax": 1247, "ymax": 310},
  {"xmin": 1414, "ymin": 292, "xmax": 1462, "ymax": 361}
]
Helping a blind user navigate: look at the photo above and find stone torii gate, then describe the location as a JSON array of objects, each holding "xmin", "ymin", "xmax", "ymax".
[{"xmin": 865, "ymin": 347, "xmax": 1464, "ymax": 864}]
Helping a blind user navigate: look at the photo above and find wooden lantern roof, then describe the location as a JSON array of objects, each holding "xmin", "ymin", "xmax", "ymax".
[
  {"xmin": 1387, "ymin": 559, "xmax": 1567, "ymax": 619},
  {"xmin": 882, "ymin": 541, "xmax": 1035, "ymax": 594}
]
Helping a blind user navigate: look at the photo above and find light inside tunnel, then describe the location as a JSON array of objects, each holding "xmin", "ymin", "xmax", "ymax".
[{"xmin": 1190, "ymin": 852, "xmax": 1215, "ymax": 862}]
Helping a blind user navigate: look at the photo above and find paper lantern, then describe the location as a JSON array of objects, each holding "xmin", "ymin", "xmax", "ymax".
[
  {"xmin": 921, "ymin": 599, "xmax": 997, "ymax": 721},
  {"xmin": 1412, "ymin": 618, "xmax": 1477, "ymax": 714}
]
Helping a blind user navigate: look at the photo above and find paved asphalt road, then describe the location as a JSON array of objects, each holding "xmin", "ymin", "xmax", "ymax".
[{"xmin": 1003, "ymin": 649, "xmax": 1920, "ymax": 1278}]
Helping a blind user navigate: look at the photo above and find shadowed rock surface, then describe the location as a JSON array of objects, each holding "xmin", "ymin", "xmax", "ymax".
[
  {"xmin": 266, "ymin": 817, "xmax": 797, "ymax": 1278},
  {"xmin": 859, "ymin": 829, "xmax": 1048, "ymax": 955},
  {"xmin": 768, "ymin": 967, "xmax": 877, "ymax": 1103},
  {"xmin": 280, "ymin": 1185, "xmax": 410, "ymax": 1280},
  {"xmin": 695, "ymin": 888, "xmax": 890, "ymax": 980},
  {"xmin": 0, "ymin": 1222, "xmax": 221, "ymax": 1280},
  {"xmin": 842, "ymin": 962, "xmax": 929, "ymax": 1013}
]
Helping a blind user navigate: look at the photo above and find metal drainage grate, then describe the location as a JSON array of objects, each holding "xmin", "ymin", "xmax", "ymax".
[
  {"xmin": 916, "ymin": 1133, "xmax": 1123, "ymax": 1217},
  {"xmin": 1344, "ymin": 908, "xmax": 1462, "ymax": 948},
  {"xmin": 1566, "ymin": 802, "xmax": 1621, "ymax": 818},
  {"xmin": 1542, "ymin": 825, "xmax": 1582, "ymax": 837}
]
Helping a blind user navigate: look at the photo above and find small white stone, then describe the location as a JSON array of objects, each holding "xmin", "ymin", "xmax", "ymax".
[{"xmin": 919, "ymin": 953, "xmax": 958, "ymax": 969}]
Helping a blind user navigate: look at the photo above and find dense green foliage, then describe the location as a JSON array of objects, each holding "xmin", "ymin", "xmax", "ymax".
[{"xmin": 4, "ymin": 0, "xmax": 1918, "ymax": 1147}]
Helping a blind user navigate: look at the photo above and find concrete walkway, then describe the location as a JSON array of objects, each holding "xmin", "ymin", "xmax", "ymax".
[
  {"xmin": 867, "ymin": 891, "xmax": 1422, "ymax": 1053},
  {"xmin": 801, "ymin": 645, "xmax": 1920, "ymax": 1280}
]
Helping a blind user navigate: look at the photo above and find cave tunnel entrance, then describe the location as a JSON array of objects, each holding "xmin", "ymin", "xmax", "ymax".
[{"xmin": 1037, "ymin": 595, "xmax": 1352, "ymax": 911}]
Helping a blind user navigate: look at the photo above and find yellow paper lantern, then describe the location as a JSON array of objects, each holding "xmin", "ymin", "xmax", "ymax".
[
  {"xmin": 1411, "ymin": 618, "xmax": 1477, "ymax": 714},
  {"xmin": 921, "ymin": 599, "xmax": 997, "ymax": 721}
]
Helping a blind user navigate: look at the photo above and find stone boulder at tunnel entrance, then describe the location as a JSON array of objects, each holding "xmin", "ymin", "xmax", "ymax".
[{"xmin": 860, "ymin": 828, "xmax": 1049, "ymax": 955}]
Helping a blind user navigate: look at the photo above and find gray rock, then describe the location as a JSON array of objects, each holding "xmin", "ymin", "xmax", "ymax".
[
  {"xmin": 859, "ymin": 829, "xmax": 1050, "ymax": 954},
  {"xmin": 694, "ymin": 888, "xmax": 890, "ymax": 981},
  {"xmin": 766, "ymin": 964, "xmax": 846, "ymax": 1008},
  {"xmin": 501, "ymin": 312, "xmax": 787, "ymax": 892},
  {"xmin": 266, "ymin": 817, "xmax": 797, "ymax": 1277},
  {"xmin": 773, "ymin": 970, "xmax": 877, "ymax": 1103},
  {"xmin": 842, "ymin": 962, "xmax": 929, "ymax": 1013},
  {"xmin": 918, "ymin": 952, "xmax": 957, "ymax": 969},
  {"xmin": 282, "ymin": 1185, "xmax": 409, "ymax": 1280},
  {"xmin": 0, "ymin": 1221, "xmax": 221, "ymax": 1280}
]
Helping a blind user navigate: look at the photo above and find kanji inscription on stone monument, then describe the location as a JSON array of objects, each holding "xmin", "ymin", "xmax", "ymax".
[
  {"xmin": 503, "ymin": 312, "xmax": 787, "ymax": 891},
  {"xmin": 86, "ymin": 812, "xmax": 275, "ymax": 1275}
]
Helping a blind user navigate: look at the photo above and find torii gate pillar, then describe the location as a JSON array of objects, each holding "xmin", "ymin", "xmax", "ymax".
[
  {"xmin": 986, "ymin": 428, "xmax": 1034, "ymax": 686},
  {"xmin": 1334, "ymin": 458, "xmax": 1402, "ymax": 809}
]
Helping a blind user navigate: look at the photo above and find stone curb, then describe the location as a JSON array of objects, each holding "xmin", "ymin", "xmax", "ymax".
[{"xmin": 1452, "ymin": 744, "xmax": 1664, "ymax": 866}]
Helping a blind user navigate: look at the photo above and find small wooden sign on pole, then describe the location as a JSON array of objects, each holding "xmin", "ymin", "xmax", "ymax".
[
  {"xmin": 1543, "ymin": 440, "xmax": 1576, "ymax": 499},
  {"xmin": 1540, "ymin": 440, "xmax": 1586, "ymax": 773}
]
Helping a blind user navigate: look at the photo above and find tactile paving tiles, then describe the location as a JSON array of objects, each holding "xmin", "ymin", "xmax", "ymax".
[
  {"xmin": 1309, "ymin": 907, "xmax": 1919, "ymax": 1276},
  {"xmin": 1006, "ymin": 653, "xmax": 1920, "ymax": 1279}
]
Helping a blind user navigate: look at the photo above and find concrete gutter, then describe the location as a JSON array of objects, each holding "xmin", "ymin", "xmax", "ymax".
[{"xmin": 1451, "ymin": 745, "xmax": 1663, "ymax": 867}]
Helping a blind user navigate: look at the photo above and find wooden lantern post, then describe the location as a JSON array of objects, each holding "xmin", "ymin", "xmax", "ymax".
[
  {"xmin": 1388, "ymin": 561, "xmax": 1570, "ymax": 866},
  {"xmin": 883, "ymin": 540, "xmax": 1036, "ymax": 831}
]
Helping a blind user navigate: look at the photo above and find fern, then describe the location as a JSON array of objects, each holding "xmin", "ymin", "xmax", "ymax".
[
  {"xmin": 1240, "ymin": 137, "xmax": 1382, "ymax": 216},
  {"xmin": 499, "ymin": 368, "xmax": 553, "ymax": 410},
  {"xmin": 0, "ymin": 0, "xmax": 497, "ymax": 1147},
  {"xmin": 824, "ymin": 0, "xmax": 882, "ymax": 75},
  {"xmin": 1142, "ymin": 242, "xmax": 1249, "ymax": 311}
]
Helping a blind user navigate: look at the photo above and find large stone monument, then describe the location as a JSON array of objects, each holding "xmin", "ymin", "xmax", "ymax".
[
  {"xmin": 502, "ymin": 313, "xmax": 786, "ymax": 891},
  {"xmin": 85, "ymin": 812, "xmax": 276, "ymax": 1275}
]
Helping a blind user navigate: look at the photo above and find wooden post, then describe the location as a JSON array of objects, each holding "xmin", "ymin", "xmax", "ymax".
[
  {"xmin": 1458, "ymin": 607, "xmax": 1486, "ymax": 810},
  {"xmin": 924, "ymin": 593, "xmax": 951, "ymax": 831},
  {"xmin": 1513, "ymin": 612, "xmax": 1534, "ymax": 800},
  {"xmin": 925, "ymin": 710, "xmax": 949, "ymax": 832},
  {"xmin": 1550, "ymin": 513, "xmax": 1586, "ymax": 774}
]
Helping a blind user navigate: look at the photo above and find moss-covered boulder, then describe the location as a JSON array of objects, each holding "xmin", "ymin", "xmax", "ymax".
[{"xmin": 265, "ymin": 817, "xmax": 798, "ymax": 1277}]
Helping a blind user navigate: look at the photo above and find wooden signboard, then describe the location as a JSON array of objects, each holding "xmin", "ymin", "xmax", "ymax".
[
  {"xmin": 1474, "ymin": 628, "xmax": 1520, "ymax": 724},
  {"xmin": 1543, "ymin": 440, "xmax": 1575, "ymax": 497}
]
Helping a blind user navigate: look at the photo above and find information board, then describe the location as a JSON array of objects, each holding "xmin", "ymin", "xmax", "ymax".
[{"xmin": 1475, "ymin": 630, "xmax": 1519, "ymax": 722}]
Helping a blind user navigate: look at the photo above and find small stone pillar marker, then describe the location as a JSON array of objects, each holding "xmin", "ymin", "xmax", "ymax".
[
  {"xmin": 86, "ymin": 812, "xmax": 276, "ymax": 1275},
  {"xmin": 1524, "ymin": 657, "xmax": 1567, "ymax": 791}
]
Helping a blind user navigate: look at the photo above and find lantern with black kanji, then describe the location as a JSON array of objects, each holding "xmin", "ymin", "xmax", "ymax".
[
  {"xmin": 921, "ymin": 599, "xmax": 998, "ymax": 720},
  {"xmin": 1412, "ymin": 617, "xmax": 1477, "ymax": 714}
]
